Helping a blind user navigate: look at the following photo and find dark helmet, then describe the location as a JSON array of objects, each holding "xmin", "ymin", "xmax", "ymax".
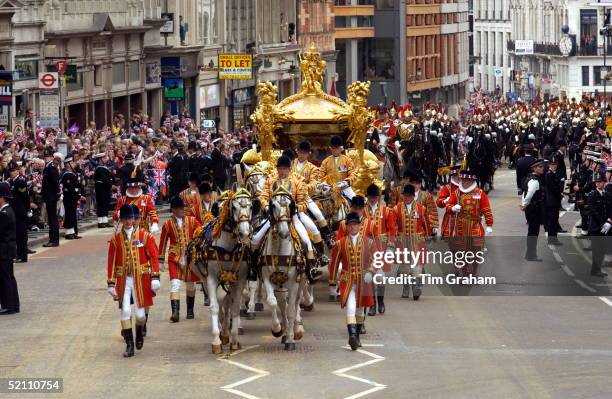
[
  {"xmin": 330, "ymin": 135, "xmax": 343, "ymax": 148},
  {"xmin": 346, "ymin": 212, "xmax": 361, "ymax": 225}
]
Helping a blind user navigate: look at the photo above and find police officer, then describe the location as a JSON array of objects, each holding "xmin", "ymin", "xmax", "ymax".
[
  {"xmin": 94, "ymin": 153, "xmax": 114, "ymax": 228},
  {"xmin": 521, "ymin": 159, "xmax": 546, "ymax": 261},
  {"xmin": 61, "ymin": 155, "xmax": 84, "ymax": 240},
  {"xmin": 544, "ymin": 158, "xmax": 564, "ymax": 246},
  {"xmin": 0, "ymin": 182, "xmax": 19, "ymax": 315},
  {"xmin": 516, "ymin": 146, "xmax": 537, "ymax": 195},
  {"xmin": 167, "ymin": 142, "xmax": 189, "ymax": 198},
  {"xmin": 587, "ymin": 172, "xmax": 612, "ymax": 277},
  {"xmin": 42, "ymin": 152, "xmax": 62, "ymax": 247},
  {"xmin": 7, "ymin": 162, "xmax": 30, "ymax": 262}
]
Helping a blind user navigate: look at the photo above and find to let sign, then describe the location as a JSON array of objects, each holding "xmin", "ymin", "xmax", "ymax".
[{"xmin": 218, "ymin": 54, "xmax": 253, "ymax": 79}]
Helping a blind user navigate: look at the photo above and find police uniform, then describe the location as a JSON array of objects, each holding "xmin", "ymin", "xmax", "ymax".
[
  {"xmin": 42, "ymin": 157, "xmax": 61, "ymax": 246},
  {"xmin": 521, "ymin": 159, "xmax": 546, "ymax": 261},
  {"xmin": 61, "ymin": 156, "xmax": 83, "ymax": 239},
  {"xmin": 587, "ymin": 172, "xmax": 612, "ymax": 277},
  {"xmin": 0, "ymin": 182, "xmax": 19, "ymax": 314},
  {"xmin": 544, "ymin": 160, "xmax": 564, "ymax": 245},
  {"xmin": 8, "ymin": 164, "xmax": 30, "ymax": 261},
  {"xmin": 94, "ymin": 154, "xmax": 113, "ymax": 228}
]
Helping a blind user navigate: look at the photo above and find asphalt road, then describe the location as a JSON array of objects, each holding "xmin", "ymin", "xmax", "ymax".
[{"xmin": 2, "ymin": 167, "xmax": 612, "ymax": 399}]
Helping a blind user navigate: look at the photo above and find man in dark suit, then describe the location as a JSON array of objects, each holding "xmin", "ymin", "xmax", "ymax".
[
  {"xmin": 41, "ymin": 152, "xmax": 62, "ymax": 247},
  {"xmin": 61, "ymin": 155, "xmax": 84, "ymax": 240},
  {"xmin": 544, "ymin": 158, "xmax": 564, "ymax": 245},
  {"xmin": 587, "ymin": 172, "xmax": 612, "ymax": 277},
  {"xmin": 0, "ymin": 182, "xmax": 19, "ymax": 314},
  {"xmin": 8, "ymin": 162, "xmax": 30, "ymax": 262},
  {"xmin": 167, "ymin": 143, "xmax": 189, "ymax": 198},
  {"xmin": 210, "ymin": 138, "xmax": 229, "ymax": 190}
]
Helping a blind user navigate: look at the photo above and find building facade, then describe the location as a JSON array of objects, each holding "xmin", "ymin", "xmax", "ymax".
[
  {"xmin": 507, "ymin": 0, "xmax": 612, "ymax": 101},
  {"xmin": 473, "ymin": 0, "xmax": 512, "ymax": 94}
]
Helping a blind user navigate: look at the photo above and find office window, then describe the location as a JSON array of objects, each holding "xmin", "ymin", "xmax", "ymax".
[
  {"xmin": 582, "ymin": 65, "xmax": 590, "ymax": 86},
  {"xmin": 94, "ymin": 65, "xmax": 103, "ymax": 86},
  {"xmin": 14, "ymin": 55, "xmax": 38, "ymax": 80},
  {"xmin": 129, "ymin": 61, "xmax": 140, "ymax": 82},
  {"xmin": 113, "ymin": 62, "xmax": 125, "ymax": 85},
  {"xmin": 594, "ymin": 66, "xmax": 607, "ymax": 85},
  {"xmin": 198, "ymin": 0, "xmax": 218, "ymax": 45}
]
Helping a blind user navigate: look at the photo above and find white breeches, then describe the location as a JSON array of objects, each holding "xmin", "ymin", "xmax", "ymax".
[
  {"xmin": 252, "ymin": 220, "xmax": 270, "ymax": 247},
  {"xmin": 121, "ymin": 276, "xmax": 146, "ymax": 321},
  {"xmin": 342, "ymin": 186, "xmax": 356, "ymax": 200},
  {"xmin": 170, "ymin": 278, "xmax": 182, "ymax": 293},
  {"xmin": 299, "ymin": 211, "xmax": 320, "ymax": 238},
  {"xmin": 306, "ymin": 198, "xmax": 325, "ymax": 223},
  {"xmin": 345, "ymin": 284, "xmax": 364, "ymax": 320},
  {"xmin": 292, "ymin": 214, "xmax": 313, "ymax": 252}
]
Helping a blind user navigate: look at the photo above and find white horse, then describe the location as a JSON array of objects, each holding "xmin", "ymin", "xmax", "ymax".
[
  {"xmin": 311, "ymin": 182, "xmax": 349, "ymax": 232},
  {"xmin": 260, "ymin": 190, "xmax": 308, "ymax": 351},
  {"xmin": 187, "ymin": 188, "xmax": 254, "ymax": 354}
]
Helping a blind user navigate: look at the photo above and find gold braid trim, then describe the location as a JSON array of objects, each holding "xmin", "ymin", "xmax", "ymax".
[{"xmin": 212, "ymin": 191, "xmax": 233, "ymax": 239}]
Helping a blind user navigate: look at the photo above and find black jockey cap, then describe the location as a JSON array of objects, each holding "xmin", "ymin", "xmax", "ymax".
[
  {"xmin": 282, "ymin": 148, "xmax": 295, "ymax": 161},
  {"xmin": 409, "ymin": 170, "xmax": 424, "ymax": 183},
  {"xmin": 276, "ymin": 155, "xmax": 292, "ymax": 168},
  {"xmin": 125, "ymin": 177, "xmax": 142, "ymax": 188},
  {"xmin": 346, "ymin": 212, "xmax": 361, "ymax": 225},
  {"xmin": 189, "ymin": 171, "xmax": 200, "ymax": 183},
  {"xmin": 0, "ymin": 182, "xmax": 13, "ymax": 199},
  {"xmin": 594, "ymin": 171, "xmax": 607, "ymax": 182},
  {"xmin": 402, "ymin": 184, "xmax": 416, "ymax": 196},
  {"xmin": 119, "ymin": 204, "xmax": 135, "ymax": 219},
  {"xmin": 330, "ymin": 135, "xmax": 343, "ymax": 148},
  {"xmin": 297, "ymin": 140, "xmax": 312, "ymax": 152},
  {"xmin": 170, "ymin": 196, "xmax": 185, "ymax": 209},
  {"xmin": 366, "ymin": 183, "xmax": 381, "ymax": 197},
  {"xmin": 530, "ymin": 159, "xmax": 547, "ymax": 169},
  {"xmin": 130, "ymin": 204, "xmax": 141, "ymax": 218},
  {"xmin": 199, "ymin": 182, "xmax": 212, "ymax": 194},
  {"xmin": 350, "ymin": 195, "xmax": 365, "ymax": 208}
]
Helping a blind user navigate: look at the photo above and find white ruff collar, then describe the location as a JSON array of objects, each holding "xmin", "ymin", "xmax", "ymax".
[
  {"xmin": 459, "ymin": 182, "xmax": 477, "ymax": 193},
  {"xmin": 451, "ymin": 177, "xmax": 461, "ymax": 186},
  {"xmin": 127, "ymin": 189, "xmax": 143, "ymax": 198}
]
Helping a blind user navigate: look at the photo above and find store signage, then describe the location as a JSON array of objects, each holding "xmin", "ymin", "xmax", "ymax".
[{"xmin": 218, "ymin": 54, "xmax": 253, "ymax": 79}]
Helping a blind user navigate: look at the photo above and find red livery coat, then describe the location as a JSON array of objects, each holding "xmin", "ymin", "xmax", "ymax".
[
  {"xmin": 445, "ymin": 187, "xmax": 493, "ymax": 250},
  {"xmin": 393, "ymin": 201, "xmax": 428, "ymax": 265},
  {"xmin": 329, "ymin": 234, "xmax": 375, "ymax": 309},
  {"xmin": 159, "ymin": 216, "xmax": 202, "ymax": 281},
  {"xmin": 415, "ymin": 190, "xmax": 439, "ymax": 237},
  {"xmin": 179, "ymin": 188, "xmax": 199, "ymax": 218},
  {"xmin": 113, "ymin": 194, "xmax": 159, "ymax": 229},
  {"xmin": 107, "ymin": 228, "xmax": 160, "ymax": 308},
  {"xmin": 436, "ymin": 182, "xmax": 460, "ymax": 237},
  {"xmin": 362, "ymin": 203, "xmax": 397, "ymax": 272}
]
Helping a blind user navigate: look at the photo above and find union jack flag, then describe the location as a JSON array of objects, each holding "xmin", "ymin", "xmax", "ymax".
[{"xmin": 152, "ymin": 168, "xmax": 166, "ymax": 186}]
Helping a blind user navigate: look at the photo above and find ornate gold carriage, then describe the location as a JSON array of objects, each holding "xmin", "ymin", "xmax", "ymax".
[{"xmin": 250, "ymin": 45, "xmax": 383, "ymax": 193}]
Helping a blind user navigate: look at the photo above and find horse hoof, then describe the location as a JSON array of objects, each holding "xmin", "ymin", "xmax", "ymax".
[
  {"xmin": 255, "ymin": 303, "xmax": 264, "ymax": 311},
  {"xmin": 221, "ymin": 335, "xmax": 230, "ymax": 345},
  {"xmin": 240, "ymin": 309, "xmax": 248, "ymax": 317},
  {"xmin": 281, "ymin": 335, "xmax": 287, "ymax": 343},
  {"xmin": 238, "ymin": 327, "xmax": 245, "ymax": 335},
  {"xmin": 212, "ymin": 344, "xmax": 222, "ymax": 354},
  {"xmin": 271, "ymin": 328, "xmax": 283, "ymax": 338},
  {"xmin": 230, "ymin": 342, "xmax": 242, "ymax": 352},
  {"xmin": 301, "ymin": 303, "xmax": 314, "ymax": 312},
  {"xmin": 284, "ymin": 342, "xmax": 296, "ymax": 351},
  {"xmin": 413, "ymin": 295, "xmax": 420, "ymax": 301},
  {"xmin": 246, "ymin": 312, "xmax": 256, "ymax": 320},
  {"xmin": 294, "ymin": 331, "xmax": 303, "ymax": 341}
]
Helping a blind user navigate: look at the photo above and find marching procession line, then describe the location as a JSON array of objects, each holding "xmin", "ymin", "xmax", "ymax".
[
  {"xmin": 218, "ymin": 345, "xmax": 270, "ymax": 399},
  {"xmin": 333, "ymin": 345, "xmax": 387, "ymax": 399}
]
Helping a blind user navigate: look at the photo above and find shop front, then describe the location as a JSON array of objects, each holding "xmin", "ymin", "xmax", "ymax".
[
  {"xmin": 199, "ymin": 83, "xmax": 220, "ymax": 123},
  {"xmin": 231, "ymin": 86, "xmax": 255, "ymax": 130}
]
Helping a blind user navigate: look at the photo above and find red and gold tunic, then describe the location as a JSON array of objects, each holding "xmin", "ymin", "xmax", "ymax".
[
  {"xmin": 436, "ymin": 181, "xmax": 460, "ymax": 238},
  {"xmin": 159, "ymin": 216, "xmax": 201, "ymax": 281},
  {"xmin": 415, "ymin": 190, "xmax": 439, "ymax": 236},
  {"xmin": 329, "ymin": 234, "xmax": 375, "ymax": 309},
  {"xmin": 393, "ymin": 201, "xmax": 428, "ymax": 264},
  {"xmin": 113, "ymin": 194, "xmax": 159, "ymax": 229},
  {"xmin": 259, "ymin": 176, "xmax": 309, "ymax": 213},
  {"xmin": 107, "ymin": 228, "xmax": 160, "ymax": 308},
  {"xmin": 291, "ymin": 159, "xmax": 321, "ymax": 194},
  {"xmin": 363, "ymin": 203, "xmax": 397, "ymax": 272},
  {"xmin": 319, "ymin": 154, "xmax": 356, "ymax": 186},
  {"xmin": 179, "ymin": 188, "xmax": 199, "ymax": 218},
  {"xmin": 192, "ymin": 197, "xmax": 216, "ymax": 226},
  {"xmin": 445, "ymin": 186, "xmax": 493, "ymax": 249}
]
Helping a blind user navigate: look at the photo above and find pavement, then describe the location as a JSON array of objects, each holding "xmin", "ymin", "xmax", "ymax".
[{"xmin": 2, "ymin": 169, "xmax": 612, "ymax": 399}]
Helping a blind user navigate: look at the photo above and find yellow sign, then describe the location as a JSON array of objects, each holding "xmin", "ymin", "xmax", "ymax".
[{"xmin": 218, "ymin": 54, "xmax": 253, "ymax": 79}]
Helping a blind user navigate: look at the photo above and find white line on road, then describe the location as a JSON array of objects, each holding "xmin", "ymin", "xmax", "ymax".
[
  {"xmin": 218, "ymin": 345, "xmax": 270, "ymax": 399},
  {"xmin": 551, "ymin": 251, "xmax": 563, "ymax": 263},
  {"xmin": 598, "ymin": 297, "xmax": 612, "ymax": 308},
  {"xmin": 560, "ymin": 264, "xmax": 575, "ymax": 277},
  {"xmin": 574, "ymin": 279, "xmax": 597, "ymax": 293},
  {"xmin": 333, "ymin": 345, "xmax": 387, "ymax": 399}
]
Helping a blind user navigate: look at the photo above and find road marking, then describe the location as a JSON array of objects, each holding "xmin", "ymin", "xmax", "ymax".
[
  {"xmin": 560, "ymin": 264, "xmax": 575, "ymax": 277},
  {"xmin": 29, "ymin": 256, "xmax": 57, "ymax": 260},
  {"xmin": 599, "ymin": 297, "xmax": 612, "ymax": 308},
  {"xmin": 218, "ymin": 345, "xmax": 269, "ymax": 399},
  {"xmin": 333, "ymin": 345, "xmax": 387, "ymax": 399},
  {"xmin": 574, "ymin": 279, "xmax": 597, "ymax": 293},
  {"xmin": 551, "ymin": 251, "xmax": 563, "ymax": 263}
]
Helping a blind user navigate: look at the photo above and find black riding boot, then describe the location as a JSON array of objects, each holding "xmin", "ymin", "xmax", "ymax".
[
  {"xmin": 377, "ymin": 284, "xmax": 385, "ymax": 314},
  {"xmin": 356, "ymin": 324, "xmax": 364, "ymax": 347},
  {"xmin": 319, "ymin": 224, "xmax": 335, "ymax": 249},
  {"xmin": 347, "ymin": 324, "xmax": 359, "ymax": 351},
  {"xmin": 122, "ymin": 329, "xmax": 135, "ymax": 357},
  {"xmin": 135, "ymin": 323, "xmax": 145, "ymax": 350},
  {"xmin": 186, "ymin": 295, "xmax": 195, "ymax": 319},
  {"xmin": 142, "ymin": 310, "xmax": 148, "ymax": 337},
  {"xmin": 170, "ymin": 300, "xmax": 180, "ymax": 323}
]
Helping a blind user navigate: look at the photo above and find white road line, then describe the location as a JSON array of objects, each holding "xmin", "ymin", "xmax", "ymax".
[
  {"xmin": 30, "ymin": 256, "xmax": 57, "ymax": 259},
  {"xmin": 551, "ymin": 251, "xmax": 563, "ymax": 263},
  {"xmin": 599, "ymin": 297, "xmax": 612, "ymax": 308},
  {"xmin": 560, "ymin": 264, "xmax": 575, "ymax": 277},
  {"xmin": 333, "ymin": 345, "xmax": 387, "ymax": 399},
  {"xmin": 574, "ymin": 279, "xmax": 597, "ymax": 293},
  {"xmin": 218, "ymin": 345, "xmax": 269, "ymax": 399}
]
